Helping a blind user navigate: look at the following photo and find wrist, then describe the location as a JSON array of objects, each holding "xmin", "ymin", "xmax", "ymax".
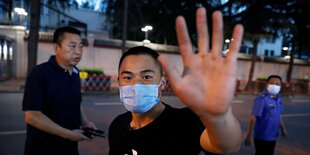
[
  {"xmin": 61, "ymin": 129, "xmax": 73, "ymax": 140},
  {"xmin": 199, "ymin": 106, "xmax": 233, "ymax": 124}
]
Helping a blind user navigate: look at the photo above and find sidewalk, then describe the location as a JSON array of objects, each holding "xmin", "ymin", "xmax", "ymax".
[{"xmin": 0, "ymin": 78, "xmax": 26, "ymax": 93}]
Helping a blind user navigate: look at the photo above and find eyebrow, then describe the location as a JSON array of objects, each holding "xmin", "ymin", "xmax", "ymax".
[
  {"xmin": 121, "ymin": 71, "xmax": 133, "ymax": 75},
  {"xmin": 69, "ymin": 41, "xmax": 83, "ymax": 44},
  {"xmin": 121, "ymin": 69, "xmax": 154, "ymax": 75},
  {"xmin": 141, "ymin": 69, "xmax": 154, "ymax": 74}
]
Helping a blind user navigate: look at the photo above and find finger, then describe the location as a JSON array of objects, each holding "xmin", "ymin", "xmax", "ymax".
[
  {"xmin": 85, "ymin": 122, "xmax": 97, "ymax": 130},
  {"xmin": 176, "ymin": 16, "xmax": 194, "ymax": 66},
  {"xmin": 82, "ymin": 135, "xmax": 91, "ymax": 141},
  {"xmin": 211, "ymin": 11, "xmax": 224, "ymax": 56},
  {"xmin": 196, "ymin": 7, "xmax": 209, "ymax": 54},
  {"xmin": 226, "ymin": 24, "xmax": 244, "ymax": 61},
  {"xmin": 158, "ymin": 55, "xmax": 181, "ymax": 91}
]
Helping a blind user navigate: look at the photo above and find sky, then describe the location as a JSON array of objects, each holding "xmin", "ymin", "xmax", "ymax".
[{"xmin": 75, "ymin": 0, "xmax": 102, "ymax": 11}]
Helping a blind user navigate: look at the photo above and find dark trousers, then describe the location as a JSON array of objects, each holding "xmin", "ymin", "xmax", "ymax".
[{"xmin": 254, "ymin": 138, "xmax": 276, "ymax": 155}]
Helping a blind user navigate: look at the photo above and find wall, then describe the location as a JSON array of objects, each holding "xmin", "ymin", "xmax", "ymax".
[{"xmin": 36, "ymin": 40, "xmax": 310, "ymax": 81}]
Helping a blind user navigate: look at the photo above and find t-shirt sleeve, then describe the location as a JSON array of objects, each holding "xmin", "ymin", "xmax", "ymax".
[
  {"xmin": 22, "ymin": 67, "xmax": 45, "ymax": 111},
  {"xmin": 251, "ymin": 97, "xmax": 265, "ymax": 117},
  {"xmin": 108, "ymin": 114, "xmax": 128, "ymax": 155},
  {"xmin": 108, "ymin": 118, "xmax": 118, "ymax": 154}
]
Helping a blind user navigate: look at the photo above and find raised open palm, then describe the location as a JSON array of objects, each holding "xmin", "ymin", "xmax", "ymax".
[{"xmin": 158, "ymin": 8, "xmax": 244, "ymax": 117}]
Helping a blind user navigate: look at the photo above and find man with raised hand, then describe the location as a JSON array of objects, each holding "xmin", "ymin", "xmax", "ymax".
[{"xmin": 109, "ymin": 7, "xmax": 244, "ymax": 155}]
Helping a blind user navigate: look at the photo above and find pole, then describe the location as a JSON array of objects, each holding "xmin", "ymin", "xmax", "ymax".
[{"xmin": 121, "ymin": 0, "xmax": 129, "ymax": 54}]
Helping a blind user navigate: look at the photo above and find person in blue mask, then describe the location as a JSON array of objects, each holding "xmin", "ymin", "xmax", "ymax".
[
  {"xmin": 109, "ymin": 7, "xmax": 244, "ymax": 155},
  {"xmin": 245, "ymin": 75, "xmax": 288, "ymax": 155}
]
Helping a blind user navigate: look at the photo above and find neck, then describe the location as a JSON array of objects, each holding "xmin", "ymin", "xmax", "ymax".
[
  {"xmin": 55, "ymin": 56, "xmax": 73, "ymax": 74},
  {"xmin": 130, "ymin": 102, "xmax": 165, "ymax": 130}
]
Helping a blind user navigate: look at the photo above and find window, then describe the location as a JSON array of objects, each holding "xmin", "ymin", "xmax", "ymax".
[
  {"xmin": 264, "ymin": 50, "xmax": 269, "ymax": 56},
  {"xmin": 270, "ymin": 50, "xmax": 274, "ymax": 56}
]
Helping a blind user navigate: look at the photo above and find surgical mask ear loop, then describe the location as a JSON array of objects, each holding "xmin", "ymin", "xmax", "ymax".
[{"xmin": 158, "ymin": 77, "xmax": 164, "ymax": 100}]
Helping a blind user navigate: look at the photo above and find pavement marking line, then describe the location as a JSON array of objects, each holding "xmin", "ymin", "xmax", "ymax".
[
  {"xmin": 282, "ymin": 113, "xmax": 310, "ymax": 118},
  {"xmin": 232, "ymin": 100, "xmax": 244, "ymax": 104},
  {"xmin": 0, "ymin": 130, "xmax": 26, "ymax": 135},
  {"xmin": 291, "ymin": 100, "xmax": 309, "ymax": 103},
  {"xmin": 94, "ymin": 102, "xmax": 122, "ymax": 106}
]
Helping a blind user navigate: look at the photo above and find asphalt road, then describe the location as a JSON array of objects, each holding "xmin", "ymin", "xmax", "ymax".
[{"xmin": 0, "ymin": 93, "xmax": 309, "ymax": 155}]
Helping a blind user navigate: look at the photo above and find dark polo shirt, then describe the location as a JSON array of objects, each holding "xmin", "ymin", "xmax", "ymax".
[{"xmin": 22, "ymin": 56, "xmax": 82, "ymax": 155}]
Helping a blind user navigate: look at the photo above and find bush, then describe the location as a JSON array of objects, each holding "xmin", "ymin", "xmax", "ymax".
[
  {"xmin": 257, "ymin": 76, "xmax": 268, "ymax": 82},
  {"xmin": 296, "ymin": 78, "xmax": 310, "ymax": 83},
  {"xmin": 78, "ymin": 68, "xmax": 104, "ymax": 75}
]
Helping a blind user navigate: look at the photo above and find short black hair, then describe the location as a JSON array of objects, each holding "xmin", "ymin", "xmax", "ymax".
[
  {"xmin": 267, "ymin": 75, "xmax": 282, "ymax": 83},
  {"xmin": 118, "ymin": 46, "xmax": 163, "ymax": 76},
  {"xmin": 53, "ymin": 26, "xmax": 81, "ymax": 45}
]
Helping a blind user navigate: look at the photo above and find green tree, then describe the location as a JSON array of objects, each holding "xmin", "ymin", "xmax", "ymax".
[
  {"xmin": 104, "ymin": 0, "xmax": 223, "ymax": 45},
  {"xmin": 268, "ymin": 0, "xmax": 310, "ymax": 82}
]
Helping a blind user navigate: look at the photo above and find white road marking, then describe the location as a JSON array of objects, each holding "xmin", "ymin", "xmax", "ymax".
[
  {"xmin": 282, "ymin": 113, "xmax": 310, "ymax": 118},
  {"xmin": 0, "ymin": 130, "xmax": 26, "ymax": 135},
  {"xmin": 94, "ymin": 102, "xmax": 122, "ymax": 106},
  {"xmin": 232, "ymin": 100, "xmax": 244, "ymax": 104},
  {"xmin": 291, "ymin": 100, "xmax": 309, "ymax": 103}
]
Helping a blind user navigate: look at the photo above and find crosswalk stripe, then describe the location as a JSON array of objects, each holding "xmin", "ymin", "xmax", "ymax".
[
  {"xmin": 282, "ymin": 113, "xmax": 310, "ymax": 117},
  {"xmin": 232, "ymin": 100, "xmax": 244, "ymax": 103},
  {"xmin": 0, "ymin": 130, "xmax": 26, "ymax": 135},
  {"xmin": 291, "ymin": 100, "xmax": 309, "ymax": 103},
  {"xmin": 94, "ymin": 102, "xmax": 122, "ymax": 106}
]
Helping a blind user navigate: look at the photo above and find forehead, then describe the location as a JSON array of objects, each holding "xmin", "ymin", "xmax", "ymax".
[
  {"xmin": 119, "ymin": 54, "xmax": 160, "ymax": 74},
  {"xmin": 267, "ymin": 77, "xmax": 281, "ymax": 83},
  {"xmin": 62, "ymin": 32, "xmax": 82, "ymax": 43}
]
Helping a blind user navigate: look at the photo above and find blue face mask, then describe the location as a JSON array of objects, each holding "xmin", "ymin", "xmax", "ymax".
[{"xmin": 119, "ymin": 78, "xmax": 163, "ymax": 114}]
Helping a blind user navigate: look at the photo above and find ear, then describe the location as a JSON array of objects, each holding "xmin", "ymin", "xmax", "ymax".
[
  {"xmin": 160, "ymin": 76, "xmax": 167, "ymax": 90},
  {"xmin": 53, "ymin": 43, "xmax": 60, "ymax": 54}
]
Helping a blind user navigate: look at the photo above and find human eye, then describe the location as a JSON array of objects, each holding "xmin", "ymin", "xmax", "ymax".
[
  {"xmin": 122, "ymin": 76, "xmax": 133, "ymax": 81},
  {"xmin": 68, "ymin": 44, "xmax": 75, "ymax": 50},
  {"xmin": 79, "ymin": 45, "xmax": 83, "ymax": 49},
  {"xmin": 143, "ymin": 75, "xmax": 153, "ymax": 80}
]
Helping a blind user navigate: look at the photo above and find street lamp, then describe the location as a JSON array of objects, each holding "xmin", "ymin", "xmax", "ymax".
[
  {"xmin": 141, "ymin": 25, "xmax": 153, "ymax": 43},
  {"xmin": 282, "ymin": 47, "xmax": 291, "ymax": 61},
  {"xmin": 14, "ymin": 8, "xmax": 28, "ymax": 25}
]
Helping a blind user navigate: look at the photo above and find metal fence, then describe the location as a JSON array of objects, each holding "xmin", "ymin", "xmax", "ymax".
[{"xmin": 80, "ymin": 74, "xmax": 112, "ymax": 92}]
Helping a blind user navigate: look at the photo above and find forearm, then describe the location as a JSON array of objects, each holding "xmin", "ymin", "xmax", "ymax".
[
  {"xmin": 25, "ymin": 111, "xmax": 72, "ymax": 139},
  {"xmin": 280, "ymin": 116, "xmax": 286, "ymax": 130},
  {"xmin": 200, "ymin": 107, "xmax": 242, "ymax": 154},
  {"xmin": 247, "ymin": 115, "xmax": 256, "ymax": 136}
]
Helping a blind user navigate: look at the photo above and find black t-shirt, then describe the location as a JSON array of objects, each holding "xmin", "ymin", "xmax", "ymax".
[
  {"xmin": 22, "ymin": 56, "xmax": 82, "ymax": 155},
  {"xmin": 109, "ymin": 103, "xmax": 217, "ymax": 155}
]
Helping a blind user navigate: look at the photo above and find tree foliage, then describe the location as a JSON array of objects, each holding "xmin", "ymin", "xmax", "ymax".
[
  {"xmin": 105, "ymin": 0, "xmax": 309, "ymax": 50},
  {"xmin": 104, "ymin": 0, "xmax": 224, "ymax": 45}
]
